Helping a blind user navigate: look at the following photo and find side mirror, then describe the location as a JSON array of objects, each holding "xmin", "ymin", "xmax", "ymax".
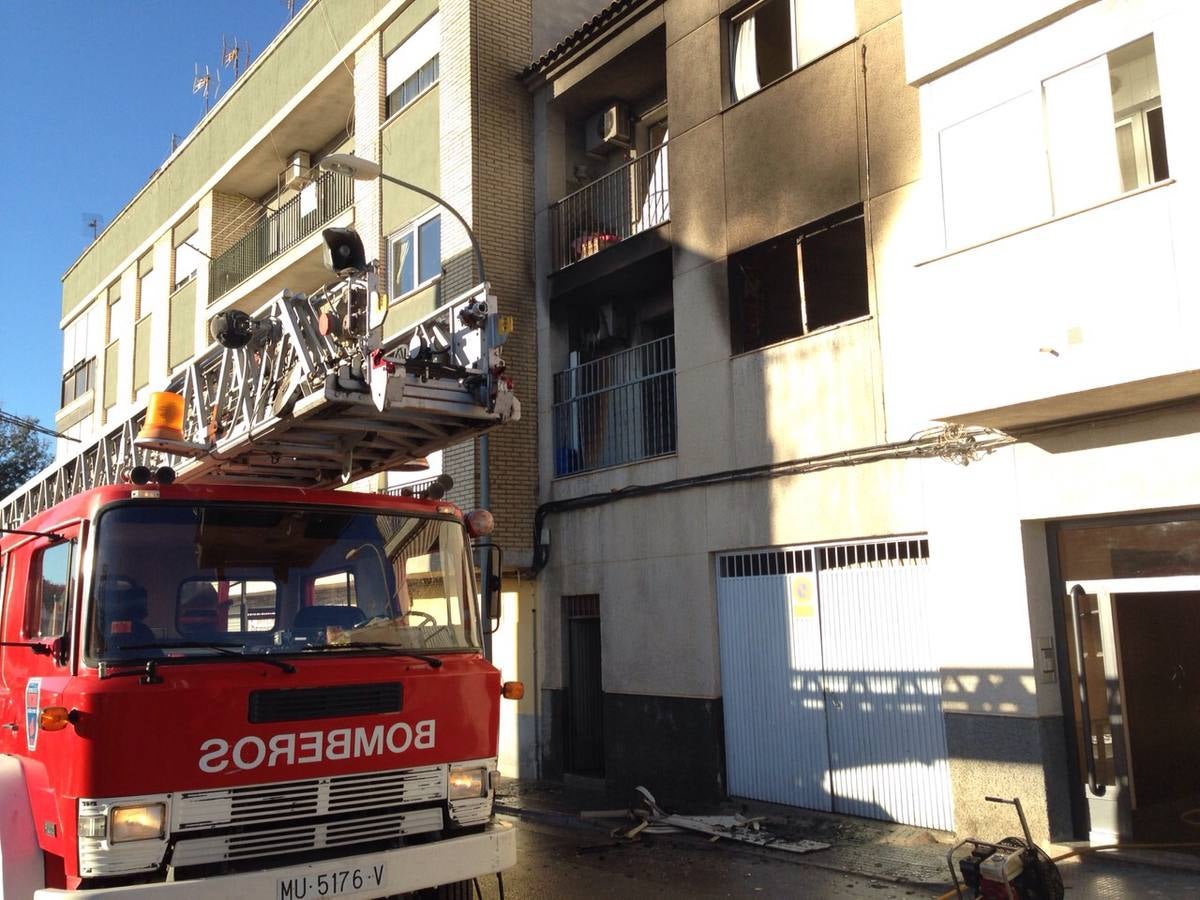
[{"xmin": 484, "ymin": 544, "xmax": 503, "ymax": 622}]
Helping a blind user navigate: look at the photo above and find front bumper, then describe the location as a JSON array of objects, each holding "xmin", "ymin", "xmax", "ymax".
[{"xmin": 37, "ymin": 822, "xmax": 515, "ymax": 899}]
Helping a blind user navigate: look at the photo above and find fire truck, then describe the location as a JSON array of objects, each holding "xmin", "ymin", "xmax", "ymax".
[{"xmin": 0, "ymin": 228, "xmax": 521, "ymax": 898}]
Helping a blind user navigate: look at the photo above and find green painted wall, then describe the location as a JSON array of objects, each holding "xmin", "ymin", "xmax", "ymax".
[
  {"xmin": 104, "ymin": 342, "xmax": 120, "ymax": 410},
  {"xmin": 168, "ymin": 281, "xmax": 197, "ymax": 369},
  {"xmin": 381, "ymin": 85, "xmax": 441, "ymax": 235},
  {"xmin": 133, "ymin": 317, "xmax": 152, "ymax": 390},
  {"xmin": 382, "ymin": 0, "xmax": 438, "ymax": 54},
  {"xmin": 62, "ymin": 0, "xmax": 392, "ymax": 318},
  {"xmin": 383, "ymin": 284, "xmax": 439, "ymax": 338}
]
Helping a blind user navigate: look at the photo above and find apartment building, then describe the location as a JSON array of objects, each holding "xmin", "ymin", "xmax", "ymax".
[
  {"xmin": 525, "ymin": 0, "xmax": 1200, "ymax": 845},
  {"xmin": 52, "ymin": 0, "xmax": 538, "ymax": 774}
]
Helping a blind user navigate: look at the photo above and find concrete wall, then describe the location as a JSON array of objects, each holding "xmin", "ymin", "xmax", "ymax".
[
  {"xmin": 528, "ymin": 0, "xmax": 1109, "ymax": 837},
  {"xmin": 890, "ymin": 0, "xmax": 1200, "ymax": 432}
]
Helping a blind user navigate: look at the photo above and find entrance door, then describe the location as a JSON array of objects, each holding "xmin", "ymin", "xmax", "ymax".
[
  {"xmin": 564, "ymin": 595, "xmax": 604, "ymax": 776},
  {"xmin": 1063, "ymin": 577, "xmax": 1200, "ymax": 842}
]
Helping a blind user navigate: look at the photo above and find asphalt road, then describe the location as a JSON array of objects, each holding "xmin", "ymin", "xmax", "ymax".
[{"xmin": 470, "ymin": 817, "xmax": 934, "ymax": 899}]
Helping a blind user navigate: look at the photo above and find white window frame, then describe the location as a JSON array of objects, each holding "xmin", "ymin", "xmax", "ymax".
[
  {"xmin": 387, "ymin": 210, "xmax": 442, "ymax": 300},
  {"xmin": 729, "ymin": 0, "xmax": 855, "ymax": 103},
  {"xmin": 385, "ymin": 13, "xmax": 440, "ymax": 121},
  {"xmin": 936, "ymin": 33, "xmax": 1169, "ymax": 250},
  {"xmin": 173, "ymin": 232, "xmax": 203, "ymax": 291}
]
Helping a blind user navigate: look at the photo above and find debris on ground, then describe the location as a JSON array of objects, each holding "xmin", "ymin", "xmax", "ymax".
[{"xmin": 582, "ymin": 787, "xmax": 831, "ymax": 856}]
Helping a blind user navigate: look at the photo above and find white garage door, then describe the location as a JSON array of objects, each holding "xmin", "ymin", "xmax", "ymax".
[{"xmin": 716, "ymin": 537, "xmax": 954, "ymax": 832}]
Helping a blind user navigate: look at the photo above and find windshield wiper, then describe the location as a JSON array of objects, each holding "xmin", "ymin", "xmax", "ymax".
[
  {"xmin": 107, "ymin": 642, "xmax": 297, "ymax": 674},
  {"xmin": 300, "ymin": 642, "xmax": 443, "ymax": 668}
]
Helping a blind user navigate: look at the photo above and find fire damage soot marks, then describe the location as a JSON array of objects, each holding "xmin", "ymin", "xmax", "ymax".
[{"xmin": 199, "ymin": 720, "xmax": 437, "ymax": 772}]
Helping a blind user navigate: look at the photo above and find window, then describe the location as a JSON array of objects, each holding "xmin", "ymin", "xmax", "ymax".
[
  {"xmin": 177, "ymin": 579, "xmax": 277, "ymax": 636},
  {"xmin": 31, "ymin": 541, "xmax": 72, "ymax": 639},
  {"xmin": 137, "ymin": 252, "xmax": 165, "ymax": 318},
  {"xmin": 729, "ymin": 0, "xmax": 854, "ymax": 102},
  {"xmin": 88, "ymin": 503, "xmax": 482, "ymax": 661},
  {"xmin": 388, "ymin": 213, "xmax": 441, "ymax": 298},
  {"xmin": 61, "ymin": 358, "xmax": 96, "ymax": 406},
  {"xmin": 939, "ymin": 35, "xmax": 1169, "ymax": 248},
  {"xmin": 1044, "ymin": 35, "xmax": 1168, "ymax": 212},
  {"xmin": 385, "ymin": 13, "xmax": 440, "ymax": 118},
  {"xmin": 61, "ymin": 301, "xmax": 101, "ymax": 407},
  {"xmin": 729, "ymin": 206, "xmax": 868, "ymax": 353},
  {"xmin": 173, "ymin": 231, "xmax": 203, "ymax": 291}
]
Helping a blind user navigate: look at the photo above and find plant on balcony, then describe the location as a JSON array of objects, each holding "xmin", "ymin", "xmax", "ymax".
[{"xmin": 572, "ymin": 231, "xmax": 620, "ymax": 261}]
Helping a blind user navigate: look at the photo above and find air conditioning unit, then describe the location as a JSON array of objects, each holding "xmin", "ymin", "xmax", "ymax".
[
  {"xmin": 585, "ymin": 103, "xmax": 631, "ymax": 156},
  {"xmin": 284, "ymin": 151, "xmax": 312, "ymax": 190}
]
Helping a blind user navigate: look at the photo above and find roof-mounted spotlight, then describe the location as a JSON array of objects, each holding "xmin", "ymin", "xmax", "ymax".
[{"xmin": 210, "ymin": 310, "xmax": 281, "ymax": 351}]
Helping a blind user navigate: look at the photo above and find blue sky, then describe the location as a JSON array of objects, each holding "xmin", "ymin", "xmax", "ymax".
[{"xmin": 0, "ymin": 1, "xmax": 306, "ymax": 428}]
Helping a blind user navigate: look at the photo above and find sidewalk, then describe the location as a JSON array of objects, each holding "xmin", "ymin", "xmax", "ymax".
[{"xmin": 494, "ymin": 778, "xmax": 1200, "ymax": 898}]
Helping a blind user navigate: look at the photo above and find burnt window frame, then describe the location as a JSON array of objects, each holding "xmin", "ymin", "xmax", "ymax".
[{"xmin": 728, "ymin": 204, "xmax": 870, "ymax": 355}]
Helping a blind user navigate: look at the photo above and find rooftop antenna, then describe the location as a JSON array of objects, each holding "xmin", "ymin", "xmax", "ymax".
[
  {"xmin": 169, "ymin": 132, "xmax": 182, "ymax": 153},
  {"xmin": 82, "ymin": 213, "xmax": 104, "ymax": 242},
  {"xmin": 222, "ymin": 34, "xmax": 250, "ymax": 79},
  {"xmin": 282, "ymin": 0, "xmax": 297, "ymax": 20},
  {"xmin": 192, "ymin": 64, "xmax": 219, "ymax": 113}
]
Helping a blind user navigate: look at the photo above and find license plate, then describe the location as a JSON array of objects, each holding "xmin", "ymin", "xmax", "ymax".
[{"xmin": 276, "ymin": 863, "xmax": 386, "ymax": 899}]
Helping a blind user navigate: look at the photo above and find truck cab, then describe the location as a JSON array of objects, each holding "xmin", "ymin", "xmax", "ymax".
[{"xmin": 0, "ymin": 482, "xmax": 515, "ymax": 898}]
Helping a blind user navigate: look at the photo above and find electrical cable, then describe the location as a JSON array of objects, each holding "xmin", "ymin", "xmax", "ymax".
[
  {"xmin": 496, "ymin": 871, "xmax": 505, "ymax": 900},
  {"xmin": 531, "ymin": 425, "xmax": 1013, "ymax": 572}
]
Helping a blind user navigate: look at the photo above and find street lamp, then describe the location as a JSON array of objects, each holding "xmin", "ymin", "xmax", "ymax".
[
  {"xmin": 319, "ymin": 152, "xmax": 498, "ymax": 660},
  {"xmin": 318, "ymin": 153, "xmax": 486, "ymax": 284}
]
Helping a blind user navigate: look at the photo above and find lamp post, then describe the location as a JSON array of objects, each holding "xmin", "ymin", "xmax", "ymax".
[
  {"xmin": 319, "ymin": 153, "xmax": 486, "ymax": 284},
  {"xmin": 319, "ymin": 153, "xmax": 496, "ymax": 660}
]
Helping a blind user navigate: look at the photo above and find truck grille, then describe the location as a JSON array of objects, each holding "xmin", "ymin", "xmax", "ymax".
[
  {"xmin": 173, "ymin": 764, "xmax": 445, "ymax": 832},
  {"xmin": 167, "ymin": 765, "xmax": 447, "ymax": 869},
  {"xmin": 170, "ymin": 806, "xmax": 444, "ymax": 868},
  {"xmin": 248, "ymin": 682, "xmax": 403, "ymax": 723}
]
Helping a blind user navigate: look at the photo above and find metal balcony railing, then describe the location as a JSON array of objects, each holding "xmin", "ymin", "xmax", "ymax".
[
  {"xmin": 553, "ymin": 334, "xmax": 676, "ymax": 477},
  {"xmin": 380, "ymin": 477, "xmax": 440, "ymax": 497},
  {"xmin": 551, "ymin": 141, "xmax": 670, "ymax": 271},
  {"xmin": 209, "ymin": 170, "xmax": 353, "ymax": 304}
]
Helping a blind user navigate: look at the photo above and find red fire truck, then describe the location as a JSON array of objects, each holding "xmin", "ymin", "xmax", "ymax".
[{"xmin": 0, "ymin": 229, "xmax": 521, "ymax": 897}]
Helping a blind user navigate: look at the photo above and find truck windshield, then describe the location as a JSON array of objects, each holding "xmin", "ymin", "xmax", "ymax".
[{"xmin": 86, "ymin": 502, "xmax": 481, "ymax": 663}]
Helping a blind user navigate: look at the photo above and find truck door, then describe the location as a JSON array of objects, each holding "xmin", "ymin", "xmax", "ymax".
[{"xmin": 0, "ymin": 527, "xmax": 80, "ymax": 757}]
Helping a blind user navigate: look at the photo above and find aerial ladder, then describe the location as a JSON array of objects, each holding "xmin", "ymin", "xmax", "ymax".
[{"xmin": 0, "ymin": 227, "xmax": 520, "ymax": 530}]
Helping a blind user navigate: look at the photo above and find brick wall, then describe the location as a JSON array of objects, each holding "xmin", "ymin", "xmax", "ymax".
[
  {"xmin": 354, "ymin": 34, "xmax": 384, "ymax": 284},
  {"xmin": 429, "ymin": 0, "xmax": 537, "ymax": 556},
  {"xmin": 210, "ymin": 192, "xmax": 263, "ymax": 257},
  {"xmin": 470, "ymin": 0, "xmax": 537, "ymax": 555}
]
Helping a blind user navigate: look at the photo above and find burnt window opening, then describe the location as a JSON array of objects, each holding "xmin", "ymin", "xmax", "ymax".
[{"xmin": 729, "ymin": 206, "xmax": 869, "ymax": 354}]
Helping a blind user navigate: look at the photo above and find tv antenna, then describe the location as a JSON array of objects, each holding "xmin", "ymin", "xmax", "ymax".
[
  {"xmin": 192, "ymin": 64, "xmax": 220, "ymax": 113},
  {"xmin": 282, "ymin": 0, "xmax": 297, "ymax": 20},
  {"xmin": 222, "ymin": 34, "xmax": 251, "ymax": 79},
  {"xmin": 82, "ymin": 213, "xmax": 104, "ymax": 242}
]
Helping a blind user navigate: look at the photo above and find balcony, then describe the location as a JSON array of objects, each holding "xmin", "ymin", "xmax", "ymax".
[
  {"xmin": 209, "ymin": 170, "xmax": 353, "ymax": 305},
  {"xmin": 553, "ymin": 334, "xmax": 676, "ymax": 477},
  {"xmin": 550, "ymin": 143, "xmax": 670, "ymax": 272}
]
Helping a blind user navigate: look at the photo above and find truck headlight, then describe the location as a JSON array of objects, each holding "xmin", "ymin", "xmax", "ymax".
[
  {"xmin": 111, "ymin": 803, "xmax": 166, "ymax": 842},
  {"xmin": 448, "ymin": 766, "xmax": 487, "ymax": 799}
]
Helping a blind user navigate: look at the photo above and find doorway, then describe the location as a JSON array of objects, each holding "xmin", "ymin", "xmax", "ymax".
[
  {"xmin": 1061, "ymin": 577, "xmax": 1200, "ymax": 843},
  {"xmin": 563, "ymin": 594, "xmax": 604, "ymax": 776}
]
